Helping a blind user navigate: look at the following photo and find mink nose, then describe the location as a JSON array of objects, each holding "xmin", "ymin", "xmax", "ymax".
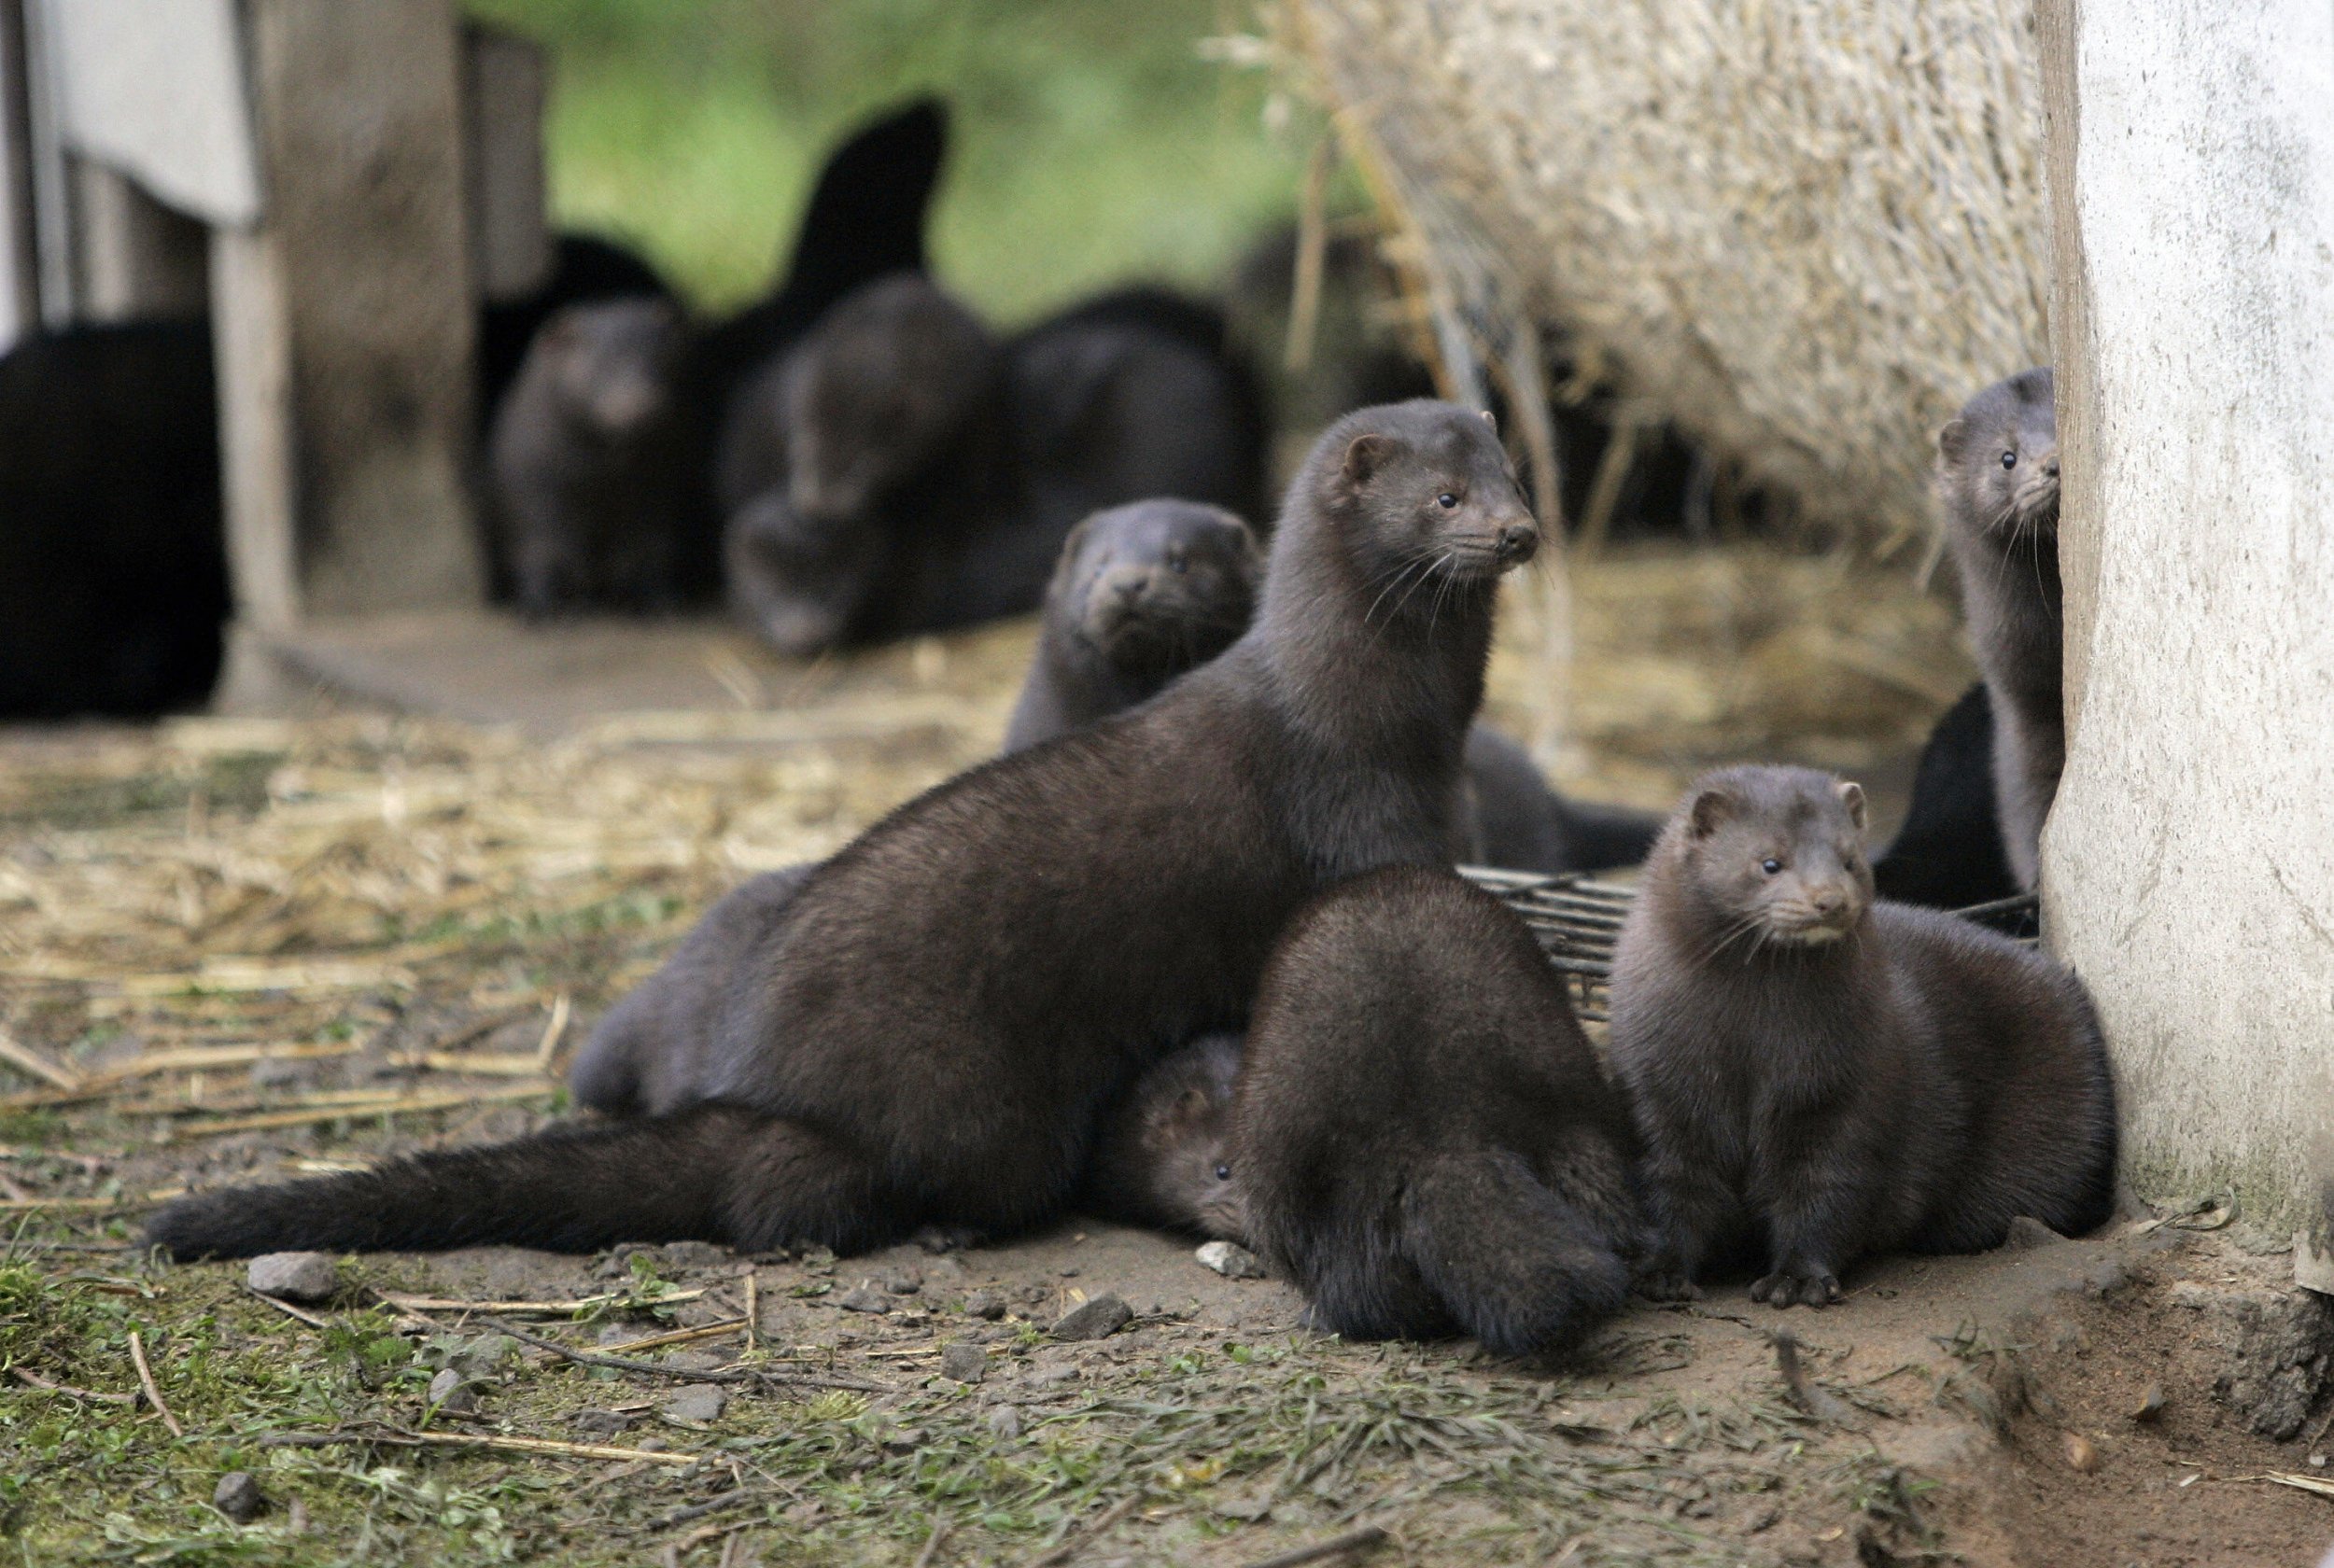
[
  {"xmin": 1495, "ymin": 523, "xmax": 1539, "ymax": 563},
  {"xmin": 1811, "ymin": 887, "xmax": 1848, "ymax": 918}
]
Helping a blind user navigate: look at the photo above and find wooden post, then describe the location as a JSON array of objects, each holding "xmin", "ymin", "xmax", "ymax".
[
  {"xmin": 67, "ymin": 156, "xmax": 207, "ymax": 320},
  {"xmin": 2036, "ymin": 0, "xmax": 2334, "ymax": 1292},
  {"xmin": 212, "ymin": 0, "xmax": 483, "ymax": 641},
  {"xmin": 0, "ymin": 0, "xmax": 35, "ymax": 348}
]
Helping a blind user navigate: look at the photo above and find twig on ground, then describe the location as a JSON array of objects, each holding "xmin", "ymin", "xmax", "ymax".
[
  {"xmin": 126, "ymin": 1329, "xmax": 183, "ymax": 1436},
  {"xmin": 1772, "ymin": 1331, "xmax": 1858, "ymax": 1424},
  {"xmin": 1239, "ymin": 1525, "xmax": 1390, "ymax": 1568},
  {"xmin": 377, "ymin": 1286, "xmax": 706, "ymax": 1314},
  {"xmin": 744, "ymin": 1270, "xmax": 759, "ymax": 1357},
  {"xmin": 246, "ymin": 1286, "xmax": 332, "ymax": 1329},
  {"xmin": 596, "ymin": 1318, "xmax": 749, "ymax": 1357},
  {"xmin": 0, "ymin": 1030, "xmax": 83, "ymax": 1091},
  {"xmin": 911, "ymin": 1518, "xmax": 951, "ymax": 1568},
  {"xmin": 260, "ymin": 1424, "xmax": 697, "ymax": 1466},
  {"xmin": 11, "ymin": 1365, "xmax": 136, "ymax": 1404},
  {"xmin": 535, "ymin": 993, "xmax": 571, "ymax": 1071}
]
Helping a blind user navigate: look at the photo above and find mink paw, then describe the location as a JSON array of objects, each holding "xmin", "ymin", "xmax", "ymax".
[
  {"xmin": 1750, "ymin": 1270, "xmax": 1841, "ymax": 1309},
  {"xmin": 1633, "ymin": 1269, "xmax": 1704, "ymax": 1302}
]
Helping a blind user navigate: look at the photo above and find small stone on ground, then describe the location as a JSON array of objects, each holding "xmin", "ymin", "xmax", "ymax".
[
  {"xmin": 1051, "ymin": 1294, "xmax": 1132, "ymax": 1341},
  {"xmin": 962, "ymin": 1288, "xmax": 1006, "ymax": 1320},
  {"xmin": 1195, "ymin": 1240, "xmax": 1267, "ymax": 1279},
  {"xmin": 838, "ymin": 1285, "xmax": 893, "ymax": 1314},
  {"xmin": 987, "ymin": 1405, "xmax": 1022, "ymax": 1441},
  {"xmin": 426, "ymin": 1367, "xmax": 475, "ymax": 1414},
  {"xmin": 940, "ymin": 1341, "xmax": 987, "ymax": 1383},
  {"xmin": 212, "ymin": 1471, "xmax": 265, "ymax": 1522},
  {"xmin": 246, "ymin": 1251, "xmax": 337, "ymax": 1302},
  {"xmin": 662, "ymin": 1384, "xmax": 727, "ymax": 1425}
]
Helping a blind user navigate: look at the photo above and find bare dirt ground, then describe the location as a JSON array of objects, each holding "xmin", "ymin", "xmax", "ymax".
[{"xmin": 4, "ymin": 545, "xmax": 2327, "ymax": 1565}]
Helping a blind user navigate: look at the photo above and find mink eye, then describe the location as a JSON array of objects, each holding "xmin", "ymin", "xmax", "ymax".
[
  {"xmin": 2001, "ymin": 450, "xmax": 2018, "ymax": 469},
  {"xmin": 1436, "ymin": 492, "xmax": 1459, "ymax": 509},
  {"xmin": 1168, "ymin": 552, "xmax": 1189, "ymax": 574},
  {"xmin": 1761, "ymin": 858, "xmax": 1782, "ymax": 875},
  {"xmin": 1214, "ymin": 1163, "xmax": 1231, "ymax": 1182}
]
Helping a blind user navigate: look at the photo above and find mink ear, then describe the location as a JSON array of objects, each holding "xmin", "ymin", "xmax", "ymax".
[
  {"xmin": 1342, "ymin": 433, "xmax": 1396, "ymax": 485},
  {"xmin": 1170, "ymin": 1087, "xmax": 1210, "ymax": 1124},
  {"xmin": 1479, "ymin": 408, "xmax": 1497, "ymax": 432},
  {"xmin": 1937, "ymin": 418, "xmax": 1969, "ymax": 463},
  {"xmin": 1687, "ymin": 789, "xmax": 1734, "ymax": 839},
  {"xmin": 1835, "ymin": 780, "xmax": 1867, "ymax": 833}
]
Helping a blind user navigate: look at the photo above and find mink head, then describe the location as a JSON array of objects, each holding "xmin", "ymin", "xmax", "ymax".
[
  {"xmin": 541, "ymin": 299, "xmax": 684, "ymax": 438},
  {"xmin": 780, "ymin": 273, "xmax": 995, "ymax": 525},
  {"xmin": 1051, "ymin": 500, "xmax": 1260, "ymax": 686},
  {"xmin": 1938, "ymin": 367, "xmax": 2059, "ymax": 544},
  {"xmin": 1128, "ymin": 1035, "xmax": 1246, "ymax": 1240},
  {"xmin": 1670, "ymin": 764, "xmax": 1874, "ymax": 949},
  {"xmin": 725, "ymin": 491, "xmax": 880, "ymax": 655},
  {"xmin": 1313, "ymin": 400, "xmax": 1540, "ymax": 607}
]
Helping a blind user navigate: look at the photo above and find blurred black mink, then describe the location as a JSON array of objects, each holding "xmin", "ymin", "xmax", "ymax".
[{"xmin": 488, "ymin": 298, "xmax": 706, "ymax": 615}]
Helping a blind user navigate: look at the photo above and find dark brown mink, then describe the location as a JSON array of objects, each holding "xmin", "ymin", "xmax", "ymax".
[
  {"xmin": 1607, "ymin": 763, "xmax": 2117, "ymax": 1309},
  {"xmin": 144, "ymin": 399, "xmax": 1538, "ymax": 1260},
  {"xmin": 567, "ymin": 863, "xmax": 817, "ymax": 1118},
  {"xmin": 1232, "ymin": 867, "xmax": 1648, "ymax": 1356},
  {"xmin": 1002, "ymin": 499, "xmax": 1262, "ymax": 753},
  {"xmin": 486, "ymin": 298, "xmax": 705, "ymax": 616},
  {"xmin": 998, "ymin": 493, "xmax": 1653, "ymax": 871},
  {"xmin": 720, "ymin": 274, "xmax": 1002, "ymax": 654},
  {"xmin": 1080, "ymin": 1031, "xmax": 1246, "ymax": 1239},
  {"xmin": 1937, "ymin": 366, "xmax": 2060, "ymax": 890}
]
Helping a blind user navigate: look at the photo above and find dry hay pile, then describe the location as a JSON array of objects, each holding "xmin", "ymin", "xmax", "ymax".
[{"xmin": 1271, "ymin": 0, "xmax": 2050, "ymax": 547}]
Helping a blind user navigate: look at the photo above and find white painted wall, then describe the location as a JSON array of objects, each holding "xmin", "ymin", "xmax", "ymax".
[{"xmin": 2041, "ymin": 0, "xmax": 2334, "ymax": 1287}]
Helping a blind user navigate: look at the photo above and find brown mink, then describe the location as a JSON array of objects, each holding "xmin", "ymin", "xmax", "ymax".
[
  {"xmin": 1081, "ymin": 1031, "xmax": 1246, "ymax": 1239},
  {"xmin": 1002, "ymin": 499, "xmax": 1262, "ymax": 753},
  {"xmin": 1937, "ymin": 367, "xmax": 2061, "ymax": 889},
  {"xmin": 145, "ymin": 399, "xmax": 1537, "ymax": 1260},
  {"xmin": 1001, "ymin": 496, "xmax": 1654, "ymax": 871},
  {"xmin": 1232, "ymin": 867, "xmax": 1648, "ymax": 1355},
  {"xmin": 1608, "ymin": 764, "xmax": 2117, "ymax": 1309},
  {"xmin": 487, "ymin": 298, "xmax": 703, "ymax": 616}
]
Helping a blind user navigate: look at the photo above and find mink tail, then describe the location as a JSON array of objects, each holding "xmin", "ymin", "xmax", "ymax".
[
  {"xmin": 1557, "ymin": 799, "xmax": 1663, "ymax": 872},
  {"xmin": 1397, "ymin": 1150, "xmax": 1633, "ymax": 1357},
  {"xmin": 143, "ymin": 1103, "xmax": 895, "ymax": 1260}
]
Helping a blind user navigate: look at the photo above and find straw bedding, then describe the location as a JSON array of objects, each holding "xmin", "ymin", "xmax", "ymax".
[{"xmin": 1273, "ymin": 0, "xmax": 2050, "ymax": 548}]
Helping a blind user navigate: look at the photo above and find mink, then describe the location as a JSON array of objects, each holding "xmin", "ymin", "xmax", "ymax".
[
  {"xmin": 1233, "ymin": 867, "xmax": 1648, "ymax": 1355},
  {"xmin": 1608, "ymin": 763, "xmax": 2117, "ymax": 1309},
  {"xmin": 1936, "ymin": 367, "xmax": 2061, "ymax": 889},
  {"xmin": 145, "ymin": 399, "xmax": 1539, "ymax": 1260}
]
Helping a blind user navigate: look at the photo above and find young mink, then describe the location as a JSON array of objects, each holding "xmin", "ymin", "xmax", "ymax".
[
  {"xmin": 1080, "ymin": 1032, "xmax": 1246, "ymax": 1239},
  {"xmin": 1002, "ymin": 499, "xmax": 1262, "ymax": 752},
  {"xmin": 1234, "ymin": 867, "xmax": 1648, "ymax": 1355},
  {"xmin": 1609, "ymin": 764, "xmax": 2117, "ymax": 1309},
  {"xmin": 1001, "ymin": 497, "xmax": 1656, "ymax": 871},
  {"xmin": 1937, "ymin": 367, "xmax": 2062, "ymax": 889},
  {"xmin": 146, "ymin": 400, "xmax": 1538, "ymax": 1261},
  {"xmin": 487, "ymin": 298, "xmax": 705, "ymax": 615}
]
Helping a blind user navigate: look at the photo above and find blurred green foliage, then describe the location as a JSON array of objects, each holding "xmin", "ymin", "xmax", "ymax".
[{"xmin": 462, "ymin": 0, "xmax": 1316, "ymax": 322}]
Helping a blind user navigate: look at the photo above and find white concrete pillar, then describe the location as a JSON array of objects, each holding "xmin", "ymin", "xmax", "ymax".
[{"xmin": 2038, "ymin": 0, "xmax": 2334, "ymax": 1290}]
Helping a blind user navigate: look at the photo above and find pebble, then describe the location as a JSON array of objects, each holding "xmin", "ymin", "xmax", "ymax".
[
  {"xmin": 940, "ymin": 1341, "xmax": 988, "ymax": 1384},
  {"xmin": 962, "ymin": 1289, "xmax": 1007, "ymax": 1321},
  {"xmin": 1195, "ymin": 1241, "xmax": 1267, "ymax": 1280},
  {"xmin": 448, "ymin": 1334, "xmax": 520, "ymax": 1378},
  {"xmin": 2130, "ymin": 1381, "xmax": 2165, "ymax": 1422},
  {"xmin": 662, "ymin": 1385, "xmax": 727, "ymax": 1425},
  {"xmin": 838, "ymin": 1285, "xmax": 893, "ymax": 1314},
  {"xmin": 2062, "ymin": 1432, "xmax": 2101, "ymax": 1473},
  {"xmin": 2000, "ymin": 1215, "xmax": 2069, "ymax": 1251},
  {"xmin": 426, "ymin": 1367, "xmax": 475, "ymax": 1415},
  {"xmin": 246, "ymin": 1252, "xmax": 337, "ymax": 1303},
  {"xmin": 987, "ymin": 1405, "xmax": 1023, "ymax": 1441},
  {"xmin": 571, "ymin": 1408, "xmax": 639, "ymax": 1436},
  {"xmin": 212, "ymin": 1471, "xmax": 265, "ymax": 1523},
  {"xmin": 1050, "ymin": 1295, "xmax": 1133, "ymax": 1342},
  {"xmin": 881, "ymin": 1269, "xmax": 921, "ymax": 1295}
]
